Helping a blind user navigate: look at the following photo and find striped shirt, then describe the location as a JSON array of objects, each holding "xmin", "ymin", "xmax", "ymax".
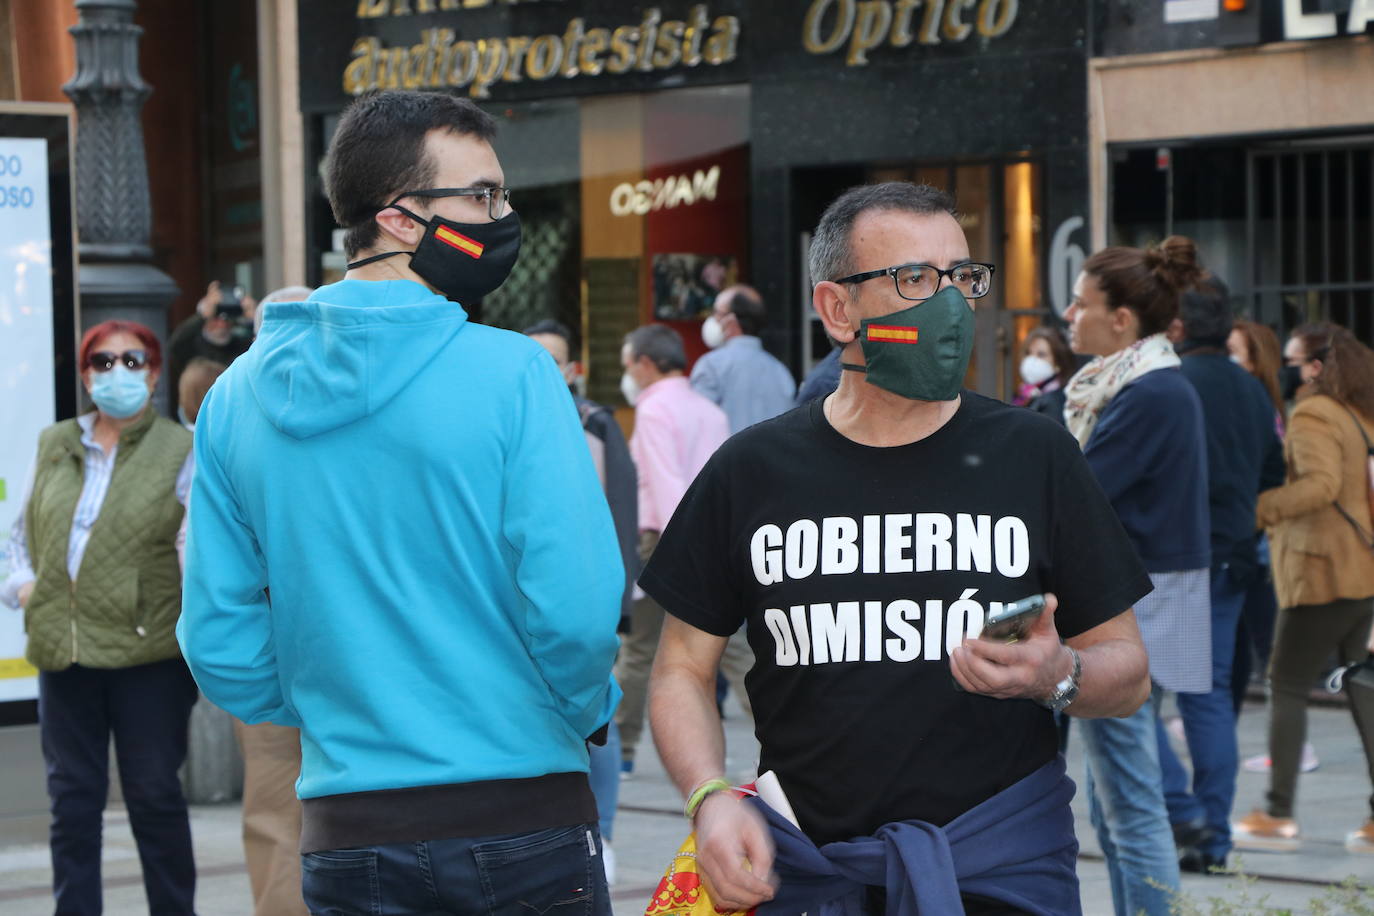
[{"xmin": 0, "ymin": 414, "xmax": 193, "ymax": 609}]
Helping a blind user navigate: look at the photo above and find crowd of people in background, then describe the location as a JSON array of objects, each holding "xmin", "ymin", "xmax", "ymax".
[
  {"xmin": 4, "ymin": 88, "xmax": 1374, "ymax": 916},
  {"xmin": 1013, "ymin": 236, "xmax": 1374, "ymax": 916}
]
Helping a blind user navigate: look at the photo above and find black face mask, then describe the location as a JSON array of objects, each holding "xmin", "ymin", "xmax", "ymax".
[
  {"xmin": 348, "ymin": 204, "xmax": 522, "ymax": 305},
  {"xmin": 1280, "ymin": 364, "xmax": 1304, "ymax": 401}
]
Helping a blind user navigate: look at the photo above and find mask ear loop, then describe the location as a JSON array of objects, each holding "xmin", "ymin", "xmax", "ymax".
[
  {"xmin": 840, "ymin": 325, "xmax": 867, "ymax": 373},
  {"xmin": 345, "ymin": 203, "xmax": 431, "ymax": 270}
]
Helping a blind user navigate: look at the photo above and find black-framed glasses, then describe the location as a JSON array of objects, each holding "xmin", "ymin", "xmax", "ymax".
[
  {"xmin": 87, "ymin": 350, "xmax": 148, "ymax": 373},
  {"xmin": 834, "ymin": 262, "xmax": 997, "ymax": 301},
  {"xmin": 391, "ymin": 186, "xmax": 512, "ymax": 221}
]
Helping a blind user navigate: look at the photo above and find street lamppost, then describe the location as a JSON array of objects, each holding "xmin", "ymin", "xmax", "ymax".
[{"xmin": 62, "ymin": 0, "xmax": 178, "ymax": 412}]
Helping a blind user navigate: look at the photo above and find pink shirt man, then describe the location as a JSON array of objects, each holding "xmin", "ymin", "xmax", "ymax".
[{"xmin": 631, "ymin": 376, "xmax": 729, "ymax": 533}]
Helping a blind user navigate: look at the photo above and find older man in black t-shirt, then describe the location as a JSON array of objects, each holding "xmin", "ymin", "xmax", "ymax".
[{"xmin": 643, "ymin": 182, "xmax": 1154, "ymax": 916}]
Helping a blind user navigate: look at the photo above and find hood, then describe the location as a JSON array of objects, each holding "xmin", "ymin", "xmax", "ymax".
[{"xmin": 245, "ymin": 279, "xmax": 467, "ymax": 439}]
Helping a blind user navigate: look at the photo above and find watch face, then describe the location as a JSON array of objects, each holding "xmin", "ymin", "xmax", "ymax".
[{"xmin": 1042, "ymin": 684, "xmax": 1076, "ymax": 711}]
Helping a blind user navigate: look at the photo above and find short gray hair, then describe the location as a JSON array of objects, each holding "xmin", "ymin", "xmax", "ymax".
[
  {"xmin": 255, "ymin": 285, "xmax": 315, "ymax": 335},
  {"xmin": 808, "ymin": 182, "xmax": 956, "ymax": 288},
  {"xmin": 624, "ymin": 324, "xmax": 686, "ymax": 373}
]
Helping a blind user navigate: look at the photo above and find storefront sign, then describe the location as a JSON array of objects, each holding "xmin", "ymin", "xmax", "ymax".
[
  {"xmin": 802, "ymin": 0, "xmax": 1019, "ymax": 66},
  {"xmin": 1282, "ymin": 0, "xmax": 1374, "ymax": 38},
  {"xmin": 610, "ymin": 165, "xmax": 720, "ymax": 216},
  {"xmin": 356, "ymin": 0, "xmax": 558, "ymax": 15},
  {"xmin": 343, "ymin": 5, "xmax": 741, "ymax": 99}
]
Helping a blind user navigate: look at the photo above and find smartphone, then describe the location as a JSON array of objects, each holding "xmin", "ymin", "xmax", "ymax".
[{"xmin": 980, "ymin": 594, "xmax": 1046, "ymax": 644}]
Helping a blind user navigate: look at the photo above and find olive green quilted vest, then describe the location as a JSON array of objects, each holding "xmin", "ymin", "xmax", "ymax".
[{"xmin": 23, "ymin": 410, "xmax": 192, "ymax": 671}]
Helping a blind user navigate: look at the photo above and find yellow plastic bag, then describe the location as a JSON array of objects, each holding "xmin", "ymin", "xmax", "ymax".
[{"xmin": 644, "ymin": 832, "xmax": 754, "ymax": 916}]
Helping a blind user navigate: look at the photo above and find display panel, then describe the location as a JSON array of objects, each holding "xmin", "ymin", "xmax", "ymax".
[{"xmin": 0, "ymin": 106, "xmax": 77, "ymax": 719}]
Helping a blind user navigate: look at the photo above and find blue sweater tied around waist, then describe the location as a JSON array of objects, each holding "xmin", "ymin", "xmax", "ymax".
[{"xmin": 754, "ymin": 756, "xmax": 1080, "ymax": 916}]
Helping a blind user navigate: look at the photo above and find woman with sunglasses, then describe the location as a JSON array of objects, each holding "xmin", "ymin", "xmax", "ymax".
[{"xmin": 1, "ymin": 319, "xmax": 198, "ymax": 914}]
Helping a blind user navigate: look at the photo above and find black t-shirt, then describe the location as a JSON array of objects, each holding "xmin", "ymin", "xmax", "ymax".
[{"xmin": 640, "ymin": 393, "xmax": 1151, "ymax": 846}]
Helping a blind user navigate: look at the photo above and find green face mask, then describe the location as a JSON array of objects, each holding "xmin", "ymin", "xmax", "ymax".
[{"xmin": 841, "ymin": 284, "xmax": 974, "ymax": 401}]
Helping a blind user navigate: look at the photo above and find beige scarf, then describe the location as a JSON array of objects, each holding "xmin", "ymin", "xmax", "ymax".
[{"xmin": 1064, "ymin": 333, "xmax": 1180, "ymax": 448}]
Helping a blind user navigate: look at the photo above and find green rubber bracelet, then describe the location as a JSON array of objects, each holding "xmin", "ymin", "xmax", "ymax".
[{"xmin": 684, "ymin": 777, "xmax": 732, "ymax": 820}]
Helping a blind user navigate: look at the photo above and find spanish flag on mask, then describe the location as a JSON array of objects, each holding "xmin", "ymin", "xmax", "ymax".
[{"xmin": 435, "ymin": 225, "xmax": 485, "ymax": 259}]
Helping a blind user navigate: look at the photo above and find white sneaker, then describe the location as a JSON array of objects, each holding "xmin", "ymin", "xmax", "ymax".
[
  {"xmin": 601, "ymin": 841, "xmax": 617, "ymax": 886},
  {"xmin": 1242, "ymin": 743, "xmax": 1319, "ymax": 774}
]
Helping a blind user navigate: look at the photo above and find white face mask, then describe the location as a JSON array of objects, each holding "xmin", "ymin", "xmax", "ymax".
[
  {"xmin": 1229, "ymin": 354, "xmax": 1244, "ymax": 366},
  {"xmin": 1020, "ymin": 354, "xmax": 1056, "ymax": 387},
  {"xmin": 620, "ymin": 372, "xmax": 641, "ymax": 406},
  {"xmin": 701, "ymin": 315, "xmax": 727, "ymax": 349}
]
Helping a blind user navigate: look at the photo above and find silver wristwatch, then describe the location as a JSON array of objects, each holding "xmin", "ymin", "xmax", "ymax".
[{"xmin": 1039, "ymin": 646, "xmax": 1081, "ymax": 711}]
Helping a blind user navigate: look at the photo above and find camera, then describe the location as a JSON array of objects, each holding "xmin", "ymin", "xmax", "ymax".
[{"xmin": 215, "ymin": 285, "xmax": 245, "ymax": 321}]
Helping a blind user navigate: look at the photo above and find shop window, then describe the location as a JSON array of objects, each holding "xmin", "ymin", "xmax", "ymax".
[
  {"xmin": 1250, "ymin": 145, "xmax": 1374, "ymax": 342},
  {"xmin": 489, "ymin": 86, "xmax": 750, "ymax": 412}
]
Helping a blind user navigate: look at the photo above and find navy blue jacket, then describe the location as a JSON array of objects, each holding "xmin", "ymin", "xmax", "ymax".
[
  {"xmin": 754, "ymin": 756, "xmax": 1080, "ymax": 916},
  {"xmin": 1178, "ymin": 352, "xmax": 1286, "ymax": 570},
  {"xmin": 1084, "ymin": 367, "xmax": 1210, "ymax": 573}
]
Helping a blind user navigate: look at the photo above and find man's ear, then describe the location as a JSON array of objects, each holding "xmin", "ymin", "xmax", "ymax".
[
  {"xmin": 1165, "ymin": 317, "xmax": 1184, "ymax": 344},
  {"xmin": 814, "ymin": 281, "xmax": 858, "ymax": 345},
  {"xmin": 373, "ymin": 206, "xmax": 425, "ymax": 249}
]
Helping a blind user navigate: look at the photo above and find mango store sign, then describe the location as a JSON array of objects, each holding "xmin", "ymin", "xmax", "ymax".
[{"xmin": 610, "ymin": 166, "xmax": 720, "ymax": 217}]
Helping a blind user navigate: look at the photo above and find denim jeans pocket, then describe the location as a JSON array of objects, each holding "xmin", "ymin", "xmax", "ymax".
[
  {"xmin": 301, "ymin": 847, "xmax": 381, "ymax": 916},
  {"xmin": 473, "ymin": 823, "xmax": 598, "ymax": 916}
]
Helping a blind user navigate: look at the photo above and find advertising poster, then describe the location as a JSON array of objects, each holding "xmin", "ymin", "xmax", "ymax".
[{"xmin": 0, "ymin": 136, "xmax": 54, "ymax": 703}]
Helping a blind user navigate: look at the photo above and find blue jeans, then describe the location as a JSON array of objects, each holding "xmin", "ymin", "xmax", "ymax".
[
  {"xmin": 586, "ymin": 720, "xmax": 621, "ymax": 841},
  {"xmin": 39, "ymin": 659, "xmax": 199, "ymax": 916},
  {"xmin": 1157, "ymin": 564, "xmax": 1245, "ymax": 858},
  {"xmin": 301, "ymin": 823, "xmax": 611, "ymax": 916},
  {"xmin": 1081, "ymin": 703, "xmax": 1181, "ymax": 916}
]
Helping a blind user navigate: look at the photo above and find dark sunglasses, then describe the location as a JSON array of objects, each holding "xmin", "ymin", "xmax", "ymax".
[{"xmin": 87, "ymin": 350, "xmax": 149, "ymax": 373}]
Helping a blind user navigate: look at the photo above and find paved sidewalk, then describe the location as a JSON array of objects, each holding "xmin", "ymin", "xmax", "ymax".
[{"xmin": 0, "ymin": 694, "xmax": 1369, "ymax": 915}]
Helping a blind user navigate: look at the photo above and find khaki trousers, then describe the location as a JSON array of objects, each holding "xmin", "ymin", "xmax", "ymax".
[
  {"xmin": 615, "ymin": 530, "xmax": 754, "ymax": 763},
  {"xmin": 232, "ymin": 719, "xmax": 309, "ymax": 916}
]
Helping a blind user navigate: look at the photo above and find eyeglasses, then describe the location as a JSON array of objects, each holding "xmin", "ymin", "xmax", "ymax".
[
  {"xmin": 392, "ymin": 186, "xmax": 512, "ymax": 221},
  {"xmin": 87, "ymin": 350, "xmax": 148, "ymax": 373},
  {"xmin": 834, "ymin": 262, "xmax": 997, "ymax": 301}
]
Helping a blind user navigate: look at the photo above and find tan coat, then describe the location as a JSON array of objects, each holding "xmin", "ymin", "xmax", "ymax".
[{"xmin": 1258, "ymin": 393, "xmax": 1374, "ymax": 609}]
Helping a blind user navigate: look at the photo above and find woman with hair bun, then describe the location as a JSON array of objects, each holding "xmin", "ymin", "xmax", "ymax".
[
  {"xmin": 1062, "ymin": 236, "xmax": 1210, "ymax": 916},
  {"xmin": 1233, "ymin": 321, "xmax": 1374, "ymax": 855}
]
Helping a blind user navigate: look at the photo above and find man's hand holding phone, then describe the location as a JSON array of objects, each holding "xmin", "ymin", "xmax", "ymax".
[{"xmin": 950, "ymin": 592, "xmax": 1074, "ymax": 701}]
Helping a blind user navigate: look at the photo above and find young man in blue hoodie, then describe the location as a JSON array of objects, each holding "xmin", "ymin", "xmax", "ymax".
[{"xmin": 177, "ymin": 90, "xmax": 623, "ymax": 914}]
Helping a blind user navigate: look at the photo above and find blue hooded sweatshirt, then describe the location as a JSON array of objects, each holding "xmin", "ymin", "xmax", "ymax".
[{"xmin": 177, "ymin": 279, "xmax": 623, "ymax": 801}]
